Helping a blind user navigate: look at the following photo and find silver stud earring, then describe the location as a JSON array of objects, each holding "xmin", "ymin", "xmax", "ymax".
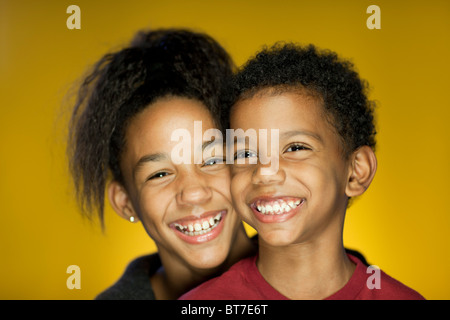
[{"xmin": 129, "ymin": 216, "xmax": 135, "ymax": 223}]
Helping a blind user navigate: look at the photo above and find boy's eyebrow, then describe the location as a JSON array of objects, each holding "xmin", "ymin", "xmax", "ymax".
[{"xmin": 281, "ymin": 130, "xmax": 324, "ymax": 143}]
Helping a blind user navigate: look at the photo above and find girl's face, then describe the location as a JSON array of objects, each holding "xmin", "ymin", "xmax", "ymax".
[{"xmin": 115, "ymin": 97, "xmax": 242, "ymax": 270}]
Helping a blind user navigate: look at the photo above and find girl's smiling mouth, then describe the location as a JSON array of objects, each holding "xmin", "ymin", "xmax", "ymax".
[
  {"xmin": 249, "ymin": 196, "xmax": 305, "ymax": 223},
  {"xmin": 169, "ymin": 210, "xmax": 227, "ymax": 244}
]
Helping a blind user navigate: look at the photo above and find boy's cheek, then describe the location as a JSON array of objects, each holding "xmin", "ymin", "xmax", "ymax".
[
  {"xmin": 230, "ymin": 164, "xmax": 243, "ymax": 176},
  {"xmin": 230, "ymin": 168, "xmax": 250, "ymax": 187},
  {"xmin": 230, "ymin": 171, "xmax": 251, "ymax": 202},
  {"xmin": 230, "ymin": 164, "xmax": 255, "ymax": 177}
]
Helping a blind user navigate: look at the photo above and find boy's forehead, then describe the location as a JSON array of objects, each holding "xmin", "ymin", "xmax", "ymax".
[
  {"xmin": 229, "ymin": 91, "xmax": 348, "ymax": 158},
  {"xmin": 237, "ymin": 85, "xmax": 322, "ymax": 103},
  {"xmin": 230, "ymin": 89, "xmax": 325, "ymax": 128}
]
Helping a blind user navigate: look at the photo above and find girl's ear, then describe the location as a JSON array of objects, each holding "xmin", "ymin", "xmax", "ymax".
[
  {"xmin": 345, "ymin": 145, "xmax": 377, "ymax": 198},
  {"xmin": 107, "ymin": 181, "xmax": 139, "ymax": 223}
]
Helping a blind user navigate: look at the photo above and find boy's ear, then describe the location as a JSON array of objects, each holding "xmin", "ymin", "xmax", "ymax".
[
  {"xmin": 345, "ymin": 145, "xmax": 377, "ymax": 198},
  {"xmin": 107, "ymin": 181, "xmax": 139, "ymax": 223}
]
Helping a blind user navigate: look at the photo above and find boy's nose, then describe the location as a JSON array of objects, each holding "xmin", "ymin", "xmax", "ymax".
[{"xmin": 251, "ymin": 163, "xmax": 286, "ymax": 185}]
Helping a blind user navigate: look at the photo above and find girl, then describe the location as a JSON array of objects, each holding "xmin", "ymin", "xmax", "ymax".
[{"xmin": 67, "ymin": 28, "xmax": 256, "ymax": 299}]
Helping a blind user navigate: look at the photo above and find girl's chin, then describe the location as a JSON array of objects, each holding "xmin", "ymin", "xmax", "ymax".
[{"xmin": 182, "ymin": 248, "xmax": 230, "ymax": 270}]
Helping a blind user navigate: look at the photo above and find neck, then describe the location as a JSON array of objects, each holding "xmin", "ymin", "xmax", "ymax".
[
  {"xmin": 257, "ymin": 235, "xmax": 355, "ymax": 300},
  {"xmin": 151, "ymin": 225, "xmax": 256, "ymax": 299}
]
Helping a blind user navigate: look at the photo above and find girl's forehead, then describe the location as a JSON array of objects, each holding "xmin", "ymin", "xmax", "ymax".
[
  {"xmin": 130, "ymin": 97, "xmax": 215, "ymax": 132},
  {"xmin": 123, "ymin": 98, "xmax": 217, "ymax": 154}
]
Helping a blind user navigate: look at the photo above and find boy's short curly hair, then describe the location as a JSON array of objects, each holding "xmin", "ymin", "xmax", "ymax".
[{"xmin": 222, "ymin": 43, "xmax": 376, "ymax": 157}]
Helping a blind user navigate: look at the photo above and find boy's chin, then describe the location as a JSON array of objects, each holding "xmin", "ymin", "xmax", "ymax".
[{"xmin": 258, "ymin": 228, "xmax": 303, "ymax": 247}]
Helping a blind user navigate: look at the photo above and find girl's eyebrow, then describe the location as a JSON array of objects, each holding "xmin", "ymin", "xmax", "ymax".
[
  {"xmin": 202, "ymin": 138, "xmax": 222, "ymax": 151},
  {"xmin": 133, "ymin": 152, "xmax": 167, "ymax": 176},
  {"xmin": 202, "ymin": 139, "xmax": 215, "ymax": 150},
  {"xmin": 133, "ymin": 140, "xmax": 218, "ymax": 177},
  {"xmin": 281, "ymin": 130, "xmax": 323, "ymax": 144}
]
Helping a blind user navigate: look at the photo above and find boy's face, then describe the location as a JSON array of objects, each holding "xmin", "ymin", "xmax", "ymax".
[{"xmin": 230, "ymin": 91, "xmax": 352, "ymax": 246}]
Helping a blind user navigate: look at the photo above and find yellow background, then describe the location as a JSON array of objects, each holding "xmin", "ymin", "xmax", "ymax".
[{"xmin": 1, "ymin": 0, "xmax": 449, "ymax": 299}]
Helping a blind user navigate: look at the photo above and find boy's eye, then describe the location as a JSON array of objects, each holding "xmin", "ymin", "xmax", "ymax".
[
  {"xmin": 284, "ymin": 144, "xmax": 311, "ymax": 153},
  {"xmin": 234, "ymin": 150, "xmax": 258, "ymax": 160},
  {"xmin": 233, "ymin": 150, "xmax": 258, "ymax": 165}
]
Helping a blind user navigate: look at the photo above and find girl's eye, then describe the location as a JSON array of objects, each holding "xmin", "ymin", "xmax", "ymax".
[
  {"xmin": 203, "ymin": 157, "xmax": 224, "ymax": 167},
  {"xmin": 285, "ymin": 144, "xmax": 310, "ymax": 153},
  {"xmin": 147, "ymin": 171, "xmax": 170, "ymax": 180}
]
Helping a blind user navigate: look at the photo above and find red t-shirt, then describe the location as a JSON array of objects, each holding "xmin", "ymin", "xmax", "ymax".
[{"xmin": 179, "ymin": 254, "xmax": 424, "ymax": 300}]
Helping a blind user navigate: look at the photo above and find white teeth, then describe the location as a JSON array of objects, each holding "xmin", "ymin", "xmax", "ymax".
[
  {"xmin": 173, "ymin": 213, "xmax": 222, "ymax": 236},
  {"xmin": 255, "ymin": 199, "xmax": 303, "ymax": 215},
  {"xmin": 174, "ymin": 223, "xmax": 183, "ymax": 230},
  {"xmin": 273, "ymin": 203, "xmax": 280, "ymax": 213}
]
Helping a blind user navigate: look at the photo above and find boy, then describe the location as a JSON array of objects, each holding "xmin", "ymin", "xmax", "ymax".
[{"xmin": 180, "ymin": 43, "xmax": 424, "ymax": 299}]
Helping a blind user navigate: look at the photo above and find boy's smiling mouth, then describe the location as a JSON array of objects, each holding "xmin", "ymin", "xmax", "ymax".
[{"xmin": 249, "ymin": 197, "xmax": 305, "ymax": 223}]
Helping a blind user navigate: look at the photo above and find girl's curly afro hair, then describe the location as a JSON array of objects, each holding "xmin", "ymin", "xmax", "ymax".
[{"xmin": 67, "ymin": 29, "xmax": 234, "ymax": 226}]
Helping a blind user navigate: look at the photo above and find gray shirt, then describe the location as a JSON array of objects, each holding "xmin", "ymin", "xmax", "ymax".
[{"xmin": 95, "ymin": 254, "xmax": 161, "ymax": 300}]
